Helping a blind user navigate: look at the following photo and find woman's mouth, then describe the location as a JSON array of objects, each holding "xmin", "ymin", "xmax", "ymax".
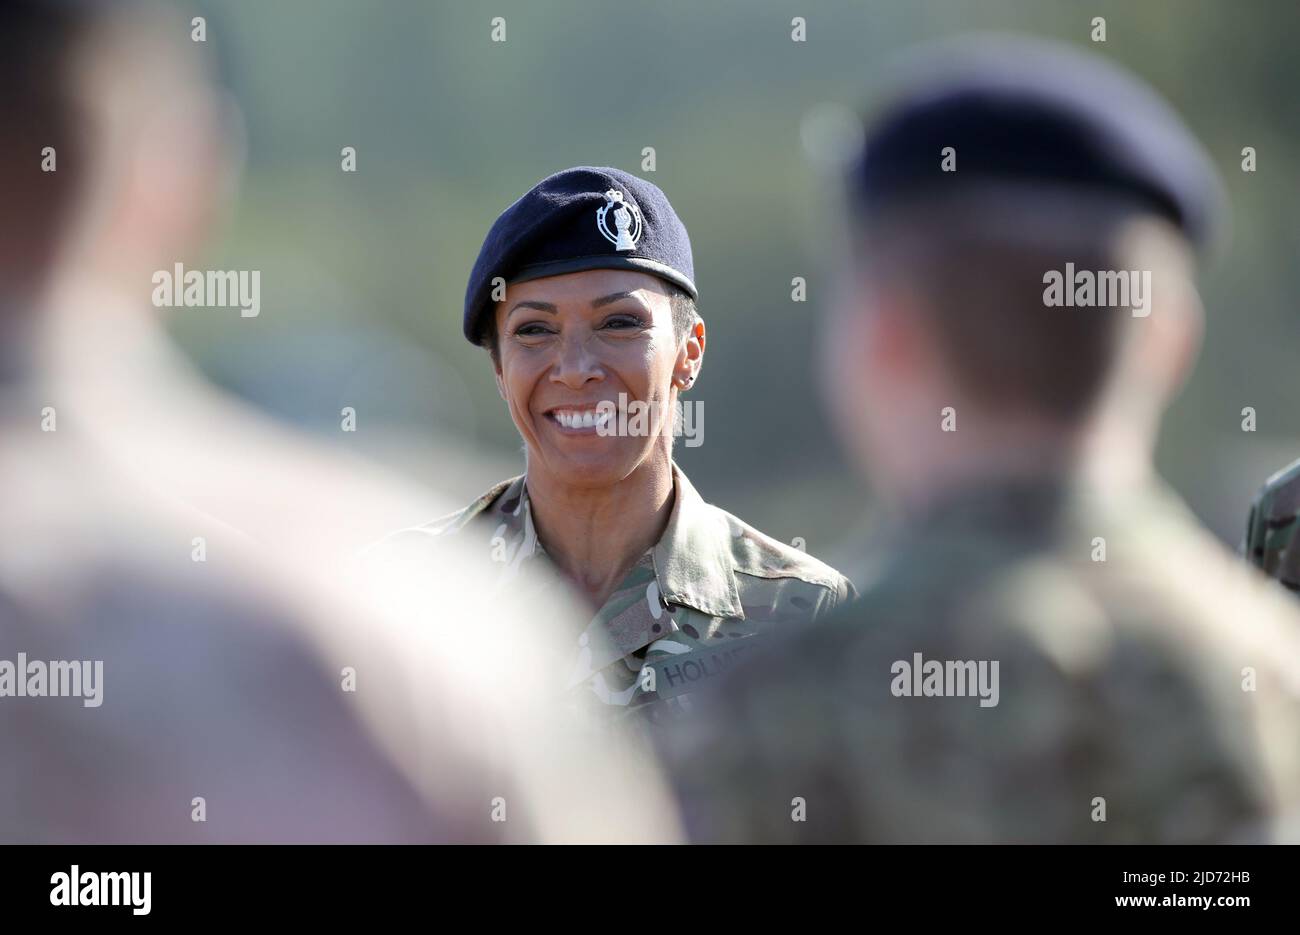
[{"xmin": 545, "ymin": 406, "xmax": 614, "ymax": 434}]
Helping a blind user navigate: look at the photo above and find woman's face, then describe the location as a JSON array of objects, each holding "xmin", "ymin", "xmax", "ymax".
[{"xmin": 492, "ymin": 268, "xmax": 699, "ymax": 489}]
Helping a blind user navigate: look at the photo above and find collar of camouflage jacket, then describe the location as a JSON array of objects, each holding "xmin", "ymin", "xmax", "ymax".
[{"xmin": 487, "ymin": 463, "xmax": 745, "ymax": 622}]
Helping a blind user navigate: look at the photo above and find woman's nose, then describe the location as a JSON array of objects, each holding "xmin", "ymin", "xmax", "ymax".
[{"xmin": 550, "ymin": 332, "xmax": 604, "ymax": 388}]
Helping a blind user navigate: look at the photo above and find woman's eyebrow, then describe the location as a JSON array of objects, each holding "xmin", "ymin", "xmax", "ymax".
[
  {"xmin": 507, "ymin": 300, "xmax": 558, "ymax": 317},
  {"xmin": 590, "ymin": 291, "xmax": 646, "ymax": 309}
]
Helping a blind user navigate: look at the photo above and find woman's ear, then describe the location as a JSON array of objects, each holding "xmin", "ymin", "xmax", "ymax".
[{"xmin": 675, "ymin": 317, "xmax": 705, "ymax": 390}]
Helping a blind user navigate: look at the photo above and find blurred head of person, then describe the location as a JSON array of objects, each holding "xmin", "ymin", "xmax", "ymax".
[
  {"xmin": 0, "ymin": 0, "xmax": 91, "ymax": 372},
  {"xmin": 484, "ymin": 268, "xmax": 703, "ymax": 491},
  {"xmin": 0, "ymin": 0, "xmax": 237, "ymax": 371},
  {"xmin": 55, "ymin": 0, "xmax": 237, "ymax": 303},
  {"xmin": 820, "ymin": 36, "xmax": 1220, "ymax": 514}
]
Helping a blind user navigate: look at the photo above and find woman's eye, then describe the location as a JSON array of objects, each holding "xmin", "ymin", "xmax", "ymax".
[
  {"xmin": 514, "ymin": 323, "xmax": 552, "ymax": 337},
  {"xmin": 602, "ymin": 315, "xmax": 644, "ymax": 330}
]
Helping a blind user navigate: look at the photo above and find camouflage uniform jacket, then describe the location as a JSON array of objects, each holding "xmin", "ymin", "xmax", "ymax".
[{"xmin": 388, "ymin": 464, "xmax": 856, "ymax": 727}]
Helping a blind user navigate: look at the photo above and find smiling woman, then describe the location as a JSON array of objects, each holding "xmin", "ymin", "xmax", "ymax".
[{"xmin": 380, "ymin": 167, "xmax": 855, "ymax": 729}]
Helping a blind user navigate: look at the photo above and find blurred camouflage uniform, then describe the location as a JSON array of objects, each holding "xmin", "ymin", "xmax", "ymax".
[
  {"xmin": 1243, "ymin": 458, "xmax": 1300, "ymax": 590},
  {"xmin": 668, "ymin": 478, "xmax": 1300, "ymax": 843},
  {"xmin": 382, "ymin": 464, "xmax": 855, "ymax": 728}
]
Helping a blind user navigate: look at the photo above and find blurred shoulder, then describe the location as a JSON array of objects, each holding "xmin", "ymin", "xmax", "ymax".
[{"xmin": 368, "ymin": 476, "xmax": 519, "ymax": 553}]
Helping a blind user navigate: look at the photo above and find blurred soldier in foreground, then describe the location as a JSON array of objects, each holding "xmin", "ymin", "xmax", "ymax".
[
  {"xmin": 666, "ymin": 36, "xmax": 1300, "ymax": 843},
  {"xmin": 1, "ymin": 0, "xmax": 678, "ymax": 843}
]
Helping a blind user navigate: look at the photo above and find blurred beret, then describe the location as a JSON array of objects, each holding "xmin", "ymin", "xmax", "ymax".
[
  {"xmin": 848, "ymin": 36, "xmax": 1224, "ymax": 249},
  {"xmin": 464, "ymin": 166, "xmax": 697, "ymax": 344}
]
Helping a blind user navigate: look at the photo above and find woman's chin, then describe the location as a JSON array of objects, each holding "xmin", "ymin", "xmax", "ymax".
[{"xmin": 533, "ymin": 442, "xmax": 645, "ymax": 487}]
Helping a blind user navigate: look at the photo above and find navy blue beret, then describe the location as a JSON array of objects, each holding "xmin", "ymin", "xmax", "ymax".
[
  {"xmin": 848, "ymin": 36, "xmax": 1224, "ymax": 249},
  {"xmin": 463, "ymin": 166, "xmax": 697, "ymax": 344}
]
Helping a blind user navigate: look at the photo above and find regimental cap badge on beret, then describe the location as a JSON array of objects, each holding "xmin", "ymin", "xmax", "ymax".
[{"xmin": 596, "ymin": 189, "xmax": 642, "ymax": 252}]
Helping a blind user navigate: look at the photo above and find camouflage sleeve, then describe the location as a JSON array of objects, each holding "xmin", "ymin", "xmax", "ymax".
[{"xmin": 1242, "ymin": 467, "xmax": 1300, "ymax": 588}]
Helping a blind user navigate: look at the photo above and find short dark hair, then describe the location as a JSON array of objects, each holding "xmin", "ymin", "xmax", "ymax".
[
  {"xmin": 481, "ymin": 284, "xmax": 697, "ymax": 367},
  {"xmin": 854, "ymin": 186, "xmax": 1193, "ymax": 423}
]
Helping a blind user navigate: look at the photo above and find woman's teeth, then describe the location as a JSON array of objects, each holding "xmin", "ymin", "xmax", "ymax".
[{"xmin": 551, "ymin": 409, "xmax": 612, "ymax": 430}]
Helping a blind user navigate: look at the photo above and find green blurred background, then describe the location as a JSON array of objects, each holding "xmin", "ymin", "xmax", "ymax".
[{"xmin": 172, "ymin": 0, "xmax": 1300, "ymax": 571}]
